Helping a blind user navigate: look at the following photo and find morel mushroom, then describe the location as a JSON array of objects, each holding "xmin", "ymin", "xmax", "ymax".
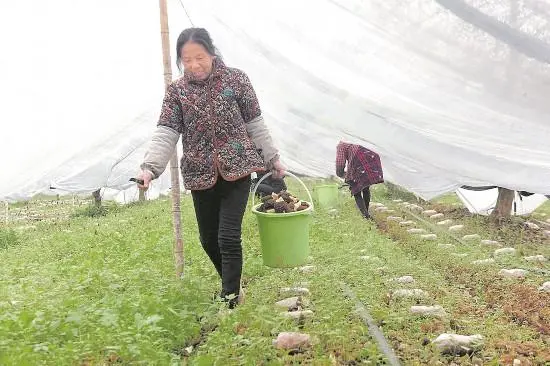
[
  {"xmin": 280, "ymin": 192, "xmax": 294, "ymax": 203},
  {"xmin": 296, "ymin": 202, "xmax": 310, "ymax": 211},
  {"xmin": 274, "ymin": 201, "xmax": 288, "ymax": 213},
  {"xmin": 264, "ymin": 199, "xmax": 276, "ymax": 210}
]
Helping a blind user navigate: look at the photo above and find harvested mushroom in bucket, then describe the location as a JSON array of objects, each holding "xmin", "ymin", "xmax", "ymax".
[{"xmin": 256, "ymin": 191, "xmax": 310, "ymax": 213}]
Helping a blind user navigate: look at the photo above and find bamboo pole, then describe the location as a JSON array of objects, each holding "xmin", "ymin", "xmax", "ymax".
[
  {"xmin": 138, "ymin": 189, "xmax": 146, "ymax": 202},
  {"xmin": 159, "ymin": 0, "xmax": 184, "ymax": 278}
]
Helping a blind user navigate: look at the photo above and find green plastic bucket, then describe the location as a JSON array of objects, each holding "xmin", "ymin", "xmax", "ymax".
[
  {"xmin": 314, "ymin": 184, "xmax": 339, "ymax": 208},
  {"xmin": 251, "ymin": 172, "xmax": 314, "ymax": 268}
]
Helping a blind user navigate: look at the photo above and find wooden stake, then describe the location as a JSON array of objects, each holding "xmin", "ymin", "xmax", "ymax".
[
  {"xmin": 159, "ymin": 0, "xmax": 184, "ymax": 279},
  {"xmin": 490, "ymin": 187, "xmax": 515, "ymax": 223}
]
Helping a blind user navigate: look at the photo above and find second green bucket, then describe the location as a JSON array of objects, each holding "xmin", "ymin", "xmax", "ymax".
[{"xmin": 314, "ymin": 184, "xmax": 339, "ymax": 208}]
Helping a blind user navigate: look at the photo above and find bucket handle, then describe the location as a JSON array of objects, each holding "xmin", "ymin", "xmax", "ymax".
[{"xmin": 251, "ymin": 171, "xmax": 314, "ymax": 210}]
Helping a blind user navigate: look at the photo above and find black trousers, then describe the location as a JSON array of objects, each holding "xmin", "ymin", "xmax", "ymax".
[
  {"xmin": 255, "ymin": 183, "xmax": 275, "ymax": 197},
  {"xmin": 353, "ymin": 186, "xmax": 371, "ymax": 218},
  {"xmin": 191, "ymin": 176, "xmax": 250, "ymax": 307}
]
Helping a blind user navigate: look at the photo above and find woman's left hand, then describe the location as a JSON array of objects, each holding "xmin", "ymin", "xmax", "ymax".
[{"xmin": 272, "ymin": 159, "xmax": 286, "ymax": 179}]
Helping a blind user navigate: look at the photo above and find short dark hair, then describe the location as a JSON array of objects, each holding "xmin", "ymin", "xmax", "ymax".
[{"xmin": 175, "ymin": 27, "xmax": 221, "ymax": 72}]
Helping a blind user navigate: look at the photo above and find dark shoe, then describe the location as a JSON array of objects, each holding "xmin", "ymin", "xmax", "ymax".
[{"xmin": 219, "ymin": 291, "xmax": 239, "ymax": 309}]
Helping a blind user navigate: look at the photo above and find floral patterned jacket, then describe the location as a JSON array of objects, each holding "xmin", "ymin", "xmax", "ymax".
[{"xmin": 141, "ymin": 58, "xmax": 278, "ymax": 190}]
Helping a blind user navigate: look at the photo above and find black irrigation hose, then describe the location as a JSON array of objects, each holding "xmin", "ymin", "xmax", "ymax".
[{"xmin": 340, "ymin": 282, "xmax": 402, "ymax": 366}]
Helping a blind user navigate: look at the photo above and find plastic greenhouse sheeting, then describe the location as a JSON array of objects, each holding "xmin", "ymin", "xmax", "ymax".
[
  {"xmin": 1, "ymin": 109, "xmax": 176, "ymax": 203},
  {"xmin": 1, "ymin": 0, "xmax": 549, "ymax": 203}
]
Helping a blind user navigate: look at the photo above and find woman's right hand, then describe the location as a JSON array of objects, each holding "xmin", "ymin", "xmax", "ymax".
[
  {"xmin": 271, "ymin": 159, "xmax": 286, "ymax": 179},
  {"xmin": 137, "ymin": 169, "xmax": 154, "ymax": 190}
]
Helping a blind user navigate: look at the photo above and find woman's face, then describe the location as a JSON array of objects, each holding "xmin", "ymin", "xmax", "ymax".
[{"xmin": 181, "ymin": 41, "xmax": 214, "ymax": 81}]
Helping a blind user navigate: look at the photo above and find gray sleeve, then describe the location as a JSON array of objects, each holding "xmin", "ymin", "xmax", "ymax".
[
  {"xmin": 246, "ymin": 115, "xmax": 279, "ymax": 168},
  {"xmin": 140, "ymin": 126, "xmax": 180, "ymax": 179}
]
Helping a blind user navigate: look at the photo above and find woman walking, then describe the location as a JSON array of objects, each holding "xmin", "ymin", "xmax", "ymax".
[{"xmin": 136, "ymin": 28, "xmax": 285, "ymax": 308}]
